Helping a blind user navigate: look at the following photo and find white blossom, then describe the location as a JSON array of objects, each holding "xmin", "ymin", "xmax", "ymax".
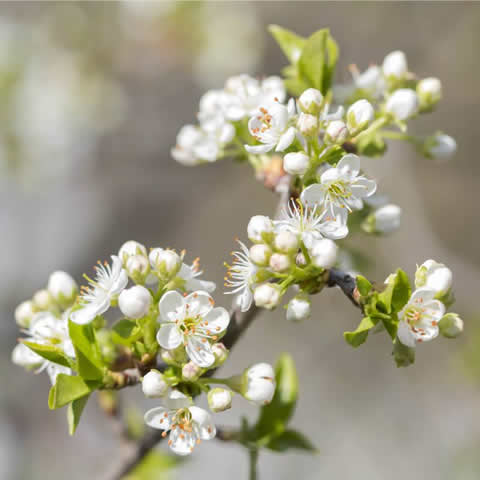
[
  {"xmin": 157, "ymin": 290, "xmax": 229, "ymax": 368},
  {"xmin": 397, "ymin": 289, "xmax": 445, "ymax": 347},
  {"xmin": 225, "ymin": 240, "xmax": 258, "ymax": 312},
  {"xmin": 207, "ymin": 388, "xmax": 233, "ymax": 413},
  {"xmin": 118, "ymin": 285, "xmax": 152, "ymax": 319},
  {"xmin": 177, "ymin": 260, "xmax": 216, "ymax": 293},
  {"xmin": 385, "ymin": 88, "xmax": 418, "ymax": 120},
  {"xmin": 142, "ymin": 370, "xmax": 168, "ymax": 398},
  {"xmin": 47, "ymin": 271, "xmax": 77, "ymax": 304},
  {"xmin": 346, "ymin": 99, "xmax": 374, "ymax": 135},
  {"xmin": 415, "ymin": 259, "xmax": 452, "ymax": 297},
  {"xmin": 309, "ymin": 238, "xmax": 338, "ymax": 269},
  {"xmin": 253, "ymin": 283, "xmax": 281, "ymax": 309},
  {"xmin": 144, "ymin": 390, "xmax": 216, "ymax": 455},
  {"xmin": 70, "ymin": 256, "xmax": 128, "ymax": 325},
  {"xmin": 300, "ymin": 154, "xmax": 376, "ymax": 217},
  {"xmin": 283, "ymin": 151, "xmax": 310, "ymax": 175},
  {"xmin": 242, "ymin": 363, "xmax": 276, "ymax": 405},
  {"xmin": 245, "ymin": 99, "xmax": 296, "ymax": 154}
]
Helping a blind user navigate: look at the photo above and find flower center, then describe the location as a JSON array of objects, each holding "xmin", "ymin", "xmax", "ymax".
[
  {"xmin": 404, "ymin": 305, "xmax": 423, "ymax": 326},
  {"xmin": 178, "ymin": 316, "xmax": 201, "ymax": 336}
]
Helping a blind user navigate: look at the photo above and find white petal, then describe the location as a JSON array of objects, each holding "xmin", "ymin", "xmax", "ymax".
[
  {"xmin": 200, "ymin": 307, "xmax": 230, "ymax": 335},
  {"xmin": 245, "ymin": 143, "xmax": 274, "ymax": 154},
  {"xmin": 184, "ymin": 291, "xmax": 213, "ymax": 317},
  {"xmin": 351, "ymin": 177, "xmax": 377, "ymax": 198},
  {"xmin": 144, "ymin": 407, "xmax": 173, "ymax": 430},
  {"xmin": 301, "ymin": 184, "xmax": 325, "ymax": 207},
  {"xmin": 237, "ymin": 288, "xmax": 253, "ymax": 312},
  {"xmin": 156, "ymin": 324, "xmax": 183, "ymax": 350},
  {"xmin": 397, "ymin": 321, "xmax": 417, "ymax": 348},
  {"xmin": 320, "ymin": 167, "xmax": 342, "ymax": 184},
  {"xmin": 185, "ymin": 278, "xmax": 216, "ymax": 293},
  {"xmin": 186, "ymin": 337, "xmax": 215, "ymax": 368},
  {"xmin": 70, "ymin": 296, "xmax": 110, "ymax": 325},
  {"xmin": 410, "ymin": 288, "xmax": 436, "ymax": 305},
  {"xmin": 110, "ymin": 269, "xmax": 129, "ymax": 296},
  {"xmin": 275, "ymin": 127, "xmax": 296, "ymax": 152},
  {"xmin": 337, "ymin": 154, "xmax": 360, "ymax": 177},
  {"xmin": 189, "ymin": 406, "xmax": 216, "ymax": 440},
  {"xmin": 169, "ymin": 428, "xmax": 197, "ymax": 456},
  {"xmin": 159, "ymin": 291, "xmax": 185, "ymax": 323}
]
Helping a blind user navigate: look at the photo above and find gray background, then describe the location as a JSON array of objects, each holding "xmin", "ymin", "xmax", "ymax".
[{"xmin": 1, "ymin": 2, "xmax": 479, "ymax": 479}]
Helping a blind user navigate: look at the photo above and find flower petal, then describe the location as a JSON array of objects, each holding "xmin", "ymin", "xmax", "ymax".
[
  {"xmin": 184, "ymin": 291, "xmax": 213, "ymax": 317},
  {"xmin": 245, "ymin": 143, "xmax": 274, "ymax": 154},
  {"xmin": 159, "ymin": 290, "xmax": 185, "ymax": 323},
  {"xmin": 351, "ymin": 177, "xmax": 377, "ymax": 198},
  {"xmin": 186, "ymin": 337, "xmax": 215, "ymax": 368},
  {"xmin": 144, "ymin": 407, "xmax": 173, "ymax": 430},
  {"xmin": 70, "ymin": 296, "xmax": 110, "ymax": 325},
  {"xmin": 397, "ymin": 321, "xmax": 417, "ymax": 348},
  {"xmin": 409, "ymin": 288, "xmax": 436, "ymax": 305},
  {"xmin": 301, "ymin": 184, "xmax": 325, "ymax": 207},
  {"xmin": 168, "ymin": 428, "xmax": 197, "ymax": 456},
  {"xmin": 200, "ymin": 307, "xmax": 230, "ymax": 335},
  {"xmin": 337, "ymin": 154, "xmax": 360, "ymax": 177},
  {"xmin": 156, "ymin": 324, "xmax": 183, "ymax": 350},
  {"xmin": 275, "ymin": 126, "xmax": 296, "ymax": 152},
  {"xmin": 189, "ymin": 406, "xmax": 216, "ymax": 440}
]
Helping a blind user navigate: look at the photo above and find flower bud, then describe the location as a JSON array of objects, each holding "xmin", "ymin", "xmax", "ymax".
[
  {"xmin": 142, "ymin": 370, "xmax": 168, "ymax": 398},
  {"xmin": 182, "ymin": 361, "xmax": 202, "ymax": 381},
  {"xmin": 247, "ymin": 215, "xmax": 274, "ymax": 244},
  {"xmin": 126, "ymin": 254, "xmax": 150, "ymax": 281},
  {"xmin": 32, "ymin": 289, "xmax": 53, "ymax": 310},
  {"xmin": 415, "ymin": 259, "xmax": 452, "ymax": 296},
  {"xmin": 283, "ymin": 151, "xmax": 310, "ymax": 175},
  {"xmin": 346, "ymin": 99, "xmax": 374, "ymax": 135},
  {"xmin": 269, "ymin": 253, "xmax": 291, "ymax": 273},
  {"xmin": 14, "ymin": 300, "xmax": 35, "ymax": 328},
  {"xmin": 47, "ymin": 271, "xmax": 78, "ymax": 306},
  {"xmin": 298, "ymin": 88, "xmax": 323, "ymax": 114},
  {"xmin": 274, "ymin": 231, "xmax": 299, "ymax": 253},
  {"xmin": 242, "ymin": 363, "xmax": 276, "ymax": 405},
  {"xmin": 149, "ymin": 248, "xmax": 181, "ymax": 277},
  {"xmin": 295, "ymin": 252, "xmax": 307, "ymax": 267},
  {"xmin": 309, "ymin": 239, "xmax": 338, "ymax": 269},
  {"xmin": 363, "ymin": 204, "xmax": 401, "ymax": 234},
  {"xmin": 382, "ymin": 50, "xmax": 408, "ymax": 78},
  {"xmin": 207, "ymin": 388, "xmax": 233, "ymax": 413},
  {"xmin": 417, "ymin": 77, "xmax": 442, "ymax": 107},
  {"xmin": 325, "ymin": 120, "xmax": 348, "ymax": 144},
  {"xmin": 212, "ymin": 342, "xmax": 229, "ymax": 366},
  {"xmin": 286, "ymin": 294, "xmax": 311, "ymax": 322},
  {"xmin": 296, "ymin": 113, "xmax": 318, "ymax": 137},
  {"xmin": 385, "ymin": 88, "xmax": 418, "ymax": 120},
  {"xmin": 424, "ymin": 133, "xmax": 457, "ymax": 161},
  {"xmin": 253, "ymin": 283, "xmax": 281, "ymax": 309},
  {"xmin": 161, "ymin": 349, "xmax": 177, "ymax": 365},
  {"xmin": 118, "ymin": 240, "xmax": 148, "ymax": 264},
  {"xmin": 118, "ymin": 285, "xmax": 152, "ymax": 319},
  {"xmin": 11, "ymin": 343, "xmax": 43, "ymax": 370},
  {"xmin": 249, "ymin": 244, "xmax": 272, "ymax": 267},
  {"xmin": 438, "ymin": 313, "xmax": 463, "ymax": 339}
]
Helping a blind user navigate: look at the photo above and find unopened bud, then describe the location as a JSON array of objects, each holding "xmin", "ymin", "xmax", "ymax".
[
  {"xmin": 212, "ymin": 342, "xmax": 229, "ymax": 366},
  {"xmin": 241, "ymin": 363, "xmax": 276, "ymax": 405},
  {"xmin": 286, "ymin": 294, "xmax": 311, "ymax": 322},
  {"xmin": 438, "ymin": 313, "xmax": 463, "ymax": 338},
  {"xmin": 325, "ymin": 120, "xmax": 348, "ymax": 144},
  {"xmin": 142, "ymin": 370, "xmax": 168, "ymax": 398},
  {"xmin": 249, "ymin": 244, "xmax": 272, "ymax": 267},
  {"xmin": 298, "ymin": 88, "xmax": 323, "ymax": 114},
  {"xmin": 309, "ymin": 239, "xmax": 338, "ymax": 269},
  {"xmin": 247, "ymin": 215, "xmax": 274, "ymax": 244},
  {"xmin": 382, "ymin": 50, "xmax": 408, "ymax": 78},
  {"xmin": 274, "ymin": 231, "xmax": 299, "ymax": 253},
  {"xmin": 417, "ymin": 77, "xmax": 442, "ymax": 108},
  {"xmin": 47, "ymin": 271, "xmax": 78, "ymax": 306},
  {"xmin": 182, "ymin": 361, "xmax": 203, "ymax": 381},
  {"xmin": 253, "ymin": 283, "xmax": 281, "ymax": 309},
  {"xmin": 207, "ymin": 388, "xmax": 233, "ymax": 412},
  {"xmin": 126, "ymin": 254, "xmax": 150, "ymax": 282},
  {"xmin": 297, "ymin": 113, "xmax": 318, "ymax": 137},
  {"xmin": 118, "ymin": 285, "xmax": 152, "ymax": 319},
  {"xmin": 424, "ymin": 133, "xmax": 456, "ymax": 161},
  {"xmin": 118, "ymin": 240, "xmax": 148, "ymax": 265},
  {"xmin": 32, "ymin": 289, "xmax": 53, "ymax": 310},
  {"xmin": 14, "ymin": 300, "xmax": 35, "ymax": 328},
  {"xmin": 149, "ymin": 248, "xmax": 181, "ymax": 277},
  {"xmin": 269, "ymin": 253, "xmax": 291, "ymax": 273},
  {"xmin": 283, "ymin": 151, "xmax": 310, "ymax": 175},
  {"xmin": 363, "ymin": 204, "xmax": 401, "ymax": 234},
  {"xmin": 385, "ymin": 88, "xmax": 418, "ymax": 121},
  {"xmin": 12, "ymin": 343, "xmax": 43, "ymax": 370},
  {"xmin": 347, "ymin": 99, "xmax": 374, "ymax": 135},
  {"xmin": 415, "ymin": 259, "xmax": 452, "ymax": 297}
]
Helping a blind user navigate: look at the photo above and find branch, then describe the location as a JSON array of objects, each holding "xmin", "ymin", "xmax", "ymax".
[{"xmin": 326, "ymin": 268, "xmax": 361, "ymax": 309}]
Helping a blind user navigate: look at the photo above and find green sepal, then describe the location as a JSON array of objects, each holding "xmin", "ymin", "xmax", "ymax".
[
  {"xmin": 67, "ymin": 394, "xmax": 90, "ymax": 435},
  {"xmin": 392, "ymin": 339, "xmax": 415, "ymax": 367},
  {"xmin": 22, "ymin": 341, "xmax": 73, "ymax": 368},
  {"xmin": 265, "ymin": 429, "xmax": 318, "ymax": 453},
  {"xmin": 48, "ymin": 374, "xmax": 92, "ymax": 410},
  {"xmin": 68, "ymin": 320, "xmax": 105, "ymax": 381},
  {"xmin": 344, "ymin": 316, "xmax": 377, "ymax": 347}
]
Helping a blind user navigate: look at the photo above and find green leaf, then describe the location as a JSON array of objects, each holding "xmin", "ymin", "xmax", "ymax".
[
  {"xmin": 22, "ymin": 341, "xmax": 72, "ymax": 368},
  {"xmin": 356, "ymin": 275, "xmax": 372, "ymax": 296},
  {"xmin": 269, "ymin": 25, "xmax": 306, "ymax": 64},
  {"xmin": 391, "ymin": 269, "xmax": 411, "ymax": 312},
  {"xmin": 254, "ymin": 353, "xmax": 298, "ymax": 440},
  {"xmin": 382, "ymin": 314, "xmax": 399, "ymax": 341},
  {"xmin": 392, "ymin": 340, "xmax": 415, "ymax": 367},
  {"xmin": 67, "ymin": 394, "xmax": 90, "ymax": 435},
  {"xmin": 266, "ymin": 429, "xmax": 318, "ymax": 453},
  {"xmin": 344, "ymin": 316, "xmax": 377, "ymax": 347},
  {"xmin": 124, "ymin": 450, "xmax": 181, "ymax": 480},
  {"xmin": 111, "ymin": 318, "xmax": 142, "ymax": 346},
  {"xmin": 68, "ymin": 320, "xmax": 104, "ymax": 380},
  {"xmin": 298, "ymin": 29, "xmax": 338, "ymax": 94},
  {"xmin": 48, "ymin": 374, "xmax": 91, "ymax": 410}
]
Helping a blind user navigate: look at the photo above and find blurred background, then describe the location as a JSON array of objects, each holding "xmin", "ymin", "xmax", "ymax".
[{"xmin": 1, "ymin": 1, "xmax": 480, "ymax": 479}]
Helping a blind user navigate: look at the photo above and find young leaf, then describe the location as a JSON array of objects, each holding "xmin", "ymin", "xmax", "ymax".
[
  {"xmin": 22, "ymin": 341, "xmax": 72, "ymax": 368},
  {"xmin": 356, "ymin": 275, "xmax": 372, "ymax": 297},
  {"xmin": 265, "ymin": 429, "xmax": 318, "ymax": 453},
  {"xmin": 254, "ymin": 353, "xmax": 298, "ymax": 440},
  {"xmin": 69, "ymin": 320, "xmax": 104, "ymax": 380},
  {"xmin": 111, "ymin": 318, "xmax": 142, "ymax": 346},
  {"xmin": 269, "ymin": 25, "xmax": 306, "ymax": 64},
  {"xmin": 344, "ymin": 316, "xmax": 377, "ymax": 347},
  {"xmin": 391, "ymin": 269, "xmax": 411, "ymax": 312},
  {"xmin": 48, "ymin": 374, "xmax": 91, "ymax": 410},
  {"xmin": 124, "ymin": 450, "xmax": 182, "ymax": 480},
  {"xmin": 67, "ymin": 394, "xmax": 90, "ymax": 435}
]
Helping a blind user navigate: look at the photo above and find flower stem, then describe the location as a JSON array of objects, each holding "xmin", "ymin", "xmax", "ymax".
[
  {"xmin": 354, "ymin": 116, "xmax": 389, "ymax": 142},
  {"xmin": 249, "ymin": 448, "xmax": 259, "ymax": 480}
]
